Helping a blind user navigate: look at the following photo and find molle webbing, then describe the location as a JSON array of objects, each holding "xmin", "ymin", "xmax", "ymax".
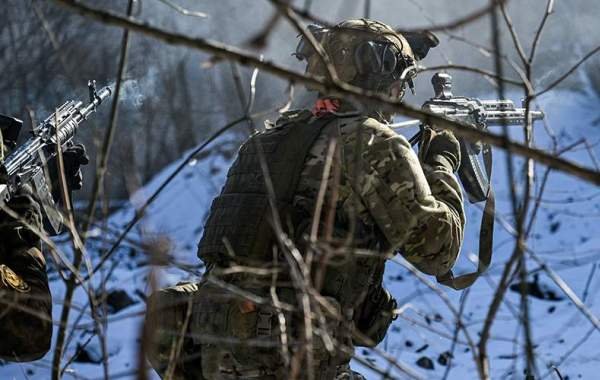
[{"xmin": 197, "ymin": 115, "xmax": 333, "ymax": 266}]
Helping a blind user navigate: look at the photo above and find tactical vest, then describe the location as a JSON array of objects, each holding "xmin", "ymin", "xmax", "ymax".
[
  {"xmin": 197, "ymin": 111, "xmax": 333, "ymax": 267},
  {"xmin": 198, "ymin": 111, "xmax": 398, "ymax": 347}
]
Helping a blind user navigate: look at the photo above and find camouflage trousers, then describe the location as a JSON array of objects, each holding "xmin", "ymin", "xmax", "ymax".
[{"xmin": 145, "ymin": 281, "xmax": 364, "ymax": 380}]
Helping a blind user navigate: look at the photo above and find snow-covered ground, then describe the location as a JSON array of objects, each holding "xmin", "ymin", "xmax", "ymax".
[{"xmin": 1, "ymin": 89, "xmax": 599, "ymax": 379}]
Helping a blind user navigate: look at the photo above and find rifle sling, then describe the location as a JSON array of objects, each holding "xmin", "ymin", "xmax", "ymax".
[{"xmin": 436, "ymin": 144, "xmax": 495, "ymax": 290}]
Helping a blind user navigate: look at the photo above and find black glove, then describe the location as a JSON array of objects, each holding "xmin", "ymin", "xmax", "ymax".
[
  {"xmin": 418, "ymin": 127, "xmax": 461, "ymax": 172},
  {"xmin": 47, "ymin": 143, "xmax": 89, "ymax": 198},
  {"xmin": 0, "ymin": 186, "xmax": 43, "ymax": 252},
  {"xmin": 354, "ymin": 286, "xmax": 397, "ymax": 346}
]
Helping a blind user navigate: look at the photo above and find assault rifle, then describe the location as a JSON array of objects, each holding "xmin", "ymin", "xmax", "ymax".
[
  {"xmin": 0, "ymin": 81, "xmax": 112, "ymax": 234},
  {"xmin": 410, "ymin": 72, "xmax": 544, "ymax": 203},
  {"xmin": 393, "ymin": 73, "xmax": 545, "ymax": 289}
]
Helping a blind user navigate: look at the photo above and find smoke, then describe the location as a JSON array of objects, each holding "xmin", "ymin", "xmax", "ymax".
[
  {"xmin": 117, "ymin": 79, "xmax": 146, "ymax": 109},
  {"xmin": 106, "ymin": 66, "xmax": 161, "ymax": 110},
  {"xmin": 101, "ymin": 78, "xmax": 143, "ymax": 110}
]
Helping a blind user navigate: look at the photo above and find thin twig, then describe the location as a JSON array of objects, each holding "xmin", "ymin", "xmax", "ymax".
[
  {"xmin": 48, "ymin": 0, "xmax": 600, "ymax": 187},
  {"xmin": 441, "ymin": 289, "xmax": 470, "ymax": 380},
  {"xmin": 540, "ymin": 326, "xmax": 594, "ymax": 379},
  {"xmin": 527, "ymin": 250, "xmax": 600, "ymax": 331},
  {"xmin": 392, "ymin": 256, "xmax": 481, "ymax": 378},
  {"xmin": 534, "ymin": 44, "xmax": 600, "ymax": 98},
  {"xmin": 87, "ymin": 115, "xmax": 248, "ymax": 279},
  {"xmin": 51, "ymin": 110, "xmax": 108, "ymax": 380},
  {"xmin": 83, "ymin": 0, "xmax": 135, "ymax": 236},
  {"xmin": 528, "ymin": 0, "xmax": 554, "ymax": 64},
  {"xmin": 397, "ymin": 0, "xmax": 508, "ymax": 33},
  {"xmin": 417, "ymin": 64, "xmax": 523, "ymax": 86},
  {"xmin": 363, "ymin": 0, "xmax": 370, "ymax": 19},
  {"xmin": 581, "ymin": 262, "xmax": 597, "ymax": 303},
  {"xmin": 499, "ymin": 1, "xmax": 528, "ymax": 66},
  {"xmin": 268, "ymin": 0, "xmax": 507, "ymax": 34},
  {"xmin": 154, "ymin": 0, "xmax": 207, "ymax": 18},
  {"xmin": 552, "ymin": 366, "xmax": 565, "ymax": 380},
  {"xmin": 269, "ymin": 0, "xmax": 339, "ymax": 82}
]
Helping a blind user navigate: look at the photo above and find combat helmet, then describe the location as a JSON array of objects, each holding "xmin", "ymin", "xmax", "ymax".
[{"xmin": 294, "ymin": 19, "xmax": 438, "ymax": 99}]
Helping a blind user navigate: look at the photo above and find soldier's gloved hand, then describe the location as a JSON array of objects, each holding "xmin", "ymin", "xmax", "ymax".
[
  {"xmin": 48, "ymin": 143, "xmax": 89, "ymax": 198},
  {"xmin": 418, "ymin": 126, "xmax": 461, "ymax": 172},
  {"xmin": 0, "ymin": 186, "xmax": 43, "ymax": 251},
  {"xmin": 470, "ymin": 140, "xmax": 483, "ymax": 155}
]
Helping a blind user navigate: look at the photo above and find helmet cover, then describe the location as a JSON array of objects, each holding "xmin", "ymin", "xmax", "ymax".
[{"xmin": 296, "ymin": 19, "xmax": 419, "ymax": 95}]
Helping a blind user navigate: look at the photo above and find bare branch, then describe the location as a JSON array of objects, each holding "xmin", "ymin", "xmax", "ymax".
[
  {"xmin": 87, "ymin": 115, "xmax": 248, "ymax": 279},
  {"xmin": 534, "ymin": 44, "xmax": 600, "ymax": 98},
  {"xmin": 269, "ymin": 0, "xmax": 508, "ymax": 33},
  {"xmin": 398, "ymin": 0, "xmax": 508, "ymax": 33},
  {"xmin": 30, "ymin": 2, "xmax": 75, "ymax": 86},
  {"xmin": 527, "ymin": 250, "xmax": 600, "ymax": 331},
  {"xmin": 417, "ymin": 64, "xmax": 523, "ymax": 86},
  {"xmin": 528, "ymin": 0, "xmax": 555, "ymax": 64},
  {"xmin": 499, "ymin": 1, "xmax": 528, "ymax": 66},
  {"xmin": 246, "ymin": 10, "xmax": 282, "ymax": 49},
  {"xmin": 47, "ymin": 0, "xmax": 600, "ymax": 187},
  {"xmin": 155, "ymin": 0, "xmax": 207, "ymax": 18},
  {"xmin": 84, "ymin": 0, "xmax": 135, "ymax": 236},
  {"xmin": 392, "ymin": 256, "xmax": 482, "ymax": 378},
  {"xmin": 51, "ymin": 108, "xmax": 104, "ymax": 380},
  {"xmin": 269, "ymin": 0, "xmax": 339, "ymax": 82}
]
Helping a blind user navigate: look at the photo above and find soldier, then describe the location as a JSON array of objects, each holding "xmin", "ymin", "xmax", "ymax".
[
  {"xmin": 0, "ymin": 186, "xmax": 52, "ymax": 361},
  {"xmin": 147, "ymin": 19, "xmax": 464, "ymax": 379},
  {"xmin": 0, "ymin": 119, "xmax": 88, "ymax": 361}
]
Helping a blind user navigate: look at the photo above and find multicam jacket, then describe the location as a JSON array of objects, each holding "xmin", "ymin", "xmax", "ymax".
[
  {"xmin": 296, "ymin": 110, "xmax": 464, "ymax": 275},
  {"xmin": 147, "ymin": 106, "xmax": 465, "ymax": 379},
  {"xmin": 294, "ymin": 109, "xmax": 464, "ymax": 343}
]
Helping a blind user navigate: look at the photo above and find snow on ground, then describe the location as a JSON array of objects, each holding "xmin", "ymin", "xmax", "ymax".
[{"xmin": 1, "ymin": 90, "xmax": 599, "ymax": 379}]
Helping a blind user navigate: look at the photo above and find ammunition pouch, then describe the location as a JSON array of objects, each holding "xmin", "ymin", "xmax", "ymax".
[
  {"xmin": 145, "ymin": 282, "xmax": 205, "ymax": 380},
  {"xmin": 187, "ymin": 280, "xmax": 347, "ymax": 378}
]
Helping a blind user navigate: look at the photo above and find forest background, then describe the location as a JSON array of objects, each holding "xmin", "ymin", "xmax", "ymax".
[{"xmin": 1, "ymin": 1, "xmax": 600, "ymax": 379}]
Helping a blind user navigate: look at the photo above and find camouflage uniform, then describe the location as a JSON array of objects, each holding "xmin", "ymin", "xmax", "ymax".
[
  {"xmin": 0, "ymin": 127, "xmax": 87, "ymax": 361},
  {"xmin": 296, "ymin": 109, "xmax": 464, "ymax": 277},
  {"xmin": 146, "ymin": 19, "xmax": 463, "ymax": 380},
  {"xmin": 146, "ymin": 109, "xmax": 464, "ymax": 379},
  {"xmin": 0, "ymin": 132, "xmax": 52, "ymax": 361}
]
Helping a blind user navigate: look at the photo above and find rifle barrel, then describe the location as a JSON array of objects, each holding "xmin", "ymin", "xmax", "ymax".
[{"xmin": 1, "ymin": 85, "xmax": 112, "ymax": 180}]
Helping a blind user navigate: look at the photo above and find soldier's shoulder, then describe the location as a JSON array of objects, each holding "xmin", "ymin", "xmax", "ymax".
[
  {"xmin": 265, "ymin": 109, "xmax": 313, "ymax": 130},
  {"xmin": 339, "ymin": 116, "xmax": 397, "ymax": 139}
]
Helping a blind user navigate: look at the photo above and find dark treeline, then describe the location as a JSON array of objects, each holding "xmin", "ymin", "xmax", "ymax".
[
  {"xmin": 1, "ymin": 0, "xmax": 598, "ymax": 202},
  {"xmin": 0, "ymin": 0, "xmax": 284, "ymax": 203}
]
